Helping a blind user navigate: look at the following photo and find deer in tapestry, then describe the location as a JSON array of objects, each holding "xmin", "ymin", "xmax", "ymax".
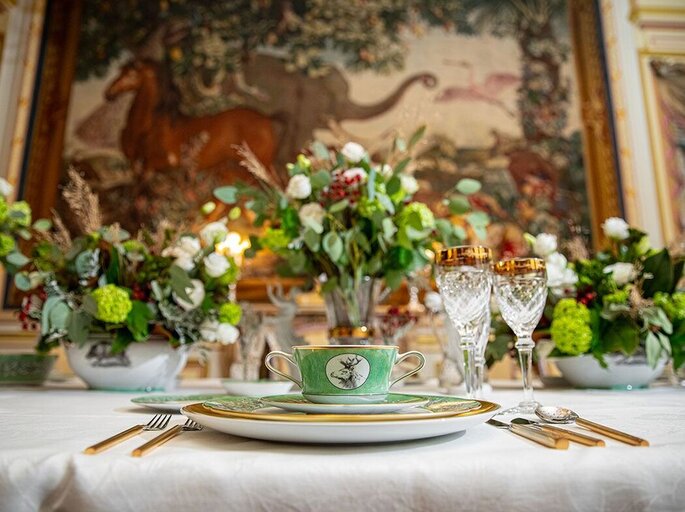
[{"xmin": 330, "ymin": 355, "xmax": 366, "ymax": 389}]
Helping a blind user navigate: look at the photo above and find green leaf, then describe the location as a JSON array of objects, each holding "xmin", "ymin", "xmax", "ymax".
[
  {"xmin": 456, "ymin": 178, "xmax": 482, "ymax": 195},
  {"xmin": 385, "ymin": 270, "xmax": 403, "ymax": 290},
  {"xmin": 448, "ymin": 195, "xmax": 471, "ymax": 215},
  {"xmin": 5, "ymin": 251, "xmax": 29, "ymax": 268},
  {"xmin": 645, "ymin": 332, "xmax": 661, "ymax": 368},
  {"xmin": 466, "ymin": 211, "xmax": 490, "ymax": 227},
  {"xmin": 105, "ymin": 248, "xmax": 120, "ymax": 285},
  {"xmin": 377, "ymin": 194, "xmax": 395, "ymax": 215},
  {"xmin": 387, "ymin": 176, "xmax": 401, "ymax": 196},
  {"xmin": 126, "ymin": 300, "xmax": 153, "ymax": 341},
  {"xmin": 214, "ymin": 186, "xmax": 238, "ymax": 204},
  {"xmin": 66, "ymin": 310, "xmax": 92, "ymax": 346},
  {"xmin": 16, "ymin": 228, "xmax": 31, "ymax": 241},
  {"xmin": 453, "ymin": 226, "xmax": 467, "ymax": 241},
  {"xmin": 169, "ymin": 264, "xmax": 193, "ymax": 302},
  {"xmin": 111, "ymin": 329, "xmax": 134, "ymax": 355},
  {"xmin": 393, "ymin": 158, "xmax": 411, "ymax": 175},
  {"xmin": 322, "ymin": 232, "xmax": 343, "ymax": 262},
  {"xmin": 82, "ymin": 295, "xmax": 99, "ymax": 317},
  {"xmin": 641, "ymin": 249, "xmax": 672, "ymax": 297},
  {"xmin": 14, "ymin": 272, "xmax": 32, "ymax": 291},
  {"xmin": 366, "ymin": 166, "xmax": 376, "ymax": 201},
  {"xmin": 303, "ymin": 228, "xmax": 320, "ymax": 252},
  {"xmin": 354, "ymin": 231, "xmax": 371, "ymax": 253},
  {"xmin": 32, "ymin": 218, "xmax": 52, "ymax": 231},
  {"xmin": 41, "ymin": 297, "xmax": 70, "ymax": 335},
  {"xmin": 382, "ymin": 218, "xmax": 397, "ymax": 240},
  {"xmin": 602, "ymin": 318, "xmax": 640, "ymax": 355},
  {"xmin": 329, "ymin": 199, "xmax": 349, "ymax": 213},
  {"xmin": 408, "ymin": 125, "xmax": 426, "ymax": 149},
  {"xmin": 310, "ymin": 170, "xmax": 331, "ymax": 189}
]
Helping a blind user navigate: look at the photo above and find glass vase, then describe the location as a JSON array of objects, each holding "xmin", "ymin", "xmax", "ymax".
[{"xmin": 323, "ymin": 276, "xmax": 384, "ymax": 345}]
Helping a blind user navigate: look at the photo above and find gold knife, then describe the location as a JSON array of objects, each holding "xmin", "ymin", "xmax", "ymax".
[{"xmin": 487, "ymin": 419, "xmax": 569, "ymax": 449}]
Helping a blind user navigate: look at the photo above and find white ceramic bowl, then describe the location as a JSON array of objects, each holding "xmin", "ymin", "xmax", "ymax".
[
  {"xmin": 551, "ymin": 354, "xmax": 666, "ymax": 389},
  {"xmin": 221, "ymin": 379, "xmax": 293, "ymax": 397}
]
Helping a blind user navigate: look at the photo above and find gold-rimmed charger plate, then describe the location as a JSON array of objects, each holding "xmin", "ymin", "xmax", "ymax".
[{"xmin": 198, "ymin": 394, "xmax": 498, "ymax": 423}]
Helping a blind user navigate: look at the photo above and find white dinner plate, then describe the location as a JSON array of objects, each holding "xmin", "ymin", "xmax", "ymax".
[
  {"xmin": 256, "ymin": 393, "xmax": 430, "ymax": 415},
  {"xmin": 182, "ymin": 399, "xmax": 499, "ymax": 444},
  {"xmin": 131, "ymin": 394, "xmax": 225, "ymax": 412}
]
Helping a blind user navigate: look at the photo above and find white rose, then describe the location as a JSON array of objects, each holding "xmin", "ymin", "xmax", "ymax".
[
  {"xmin": 173, "ymin": 254, "xmax": 195, "ymax": 272},
  {"xmin": 561, "ymin": 268, "xmax": 579, "ymax": 288},
  {"xmin": 341, "ymin": 142, "xmax": 366, "ymax": 163},
  {"xmin": 545, "ymin": 251, "xmax": 567, "ymax": 269},
  {"xmin": 200, "ymin": 319, "xmax": 219, "ymax": 342},
  {"xmin": 0, "ymin": 178, "xmax": 13, "ymax": 197},
  {"xmin": 163, "ymin": 236, "xmax": 202, "ymax": 259},
  {"xmin": 200, "ymin": 222, "xmax": 229, "ymax": 246},
  {"xmin": 203, "ymin": 252, "xmax": 231, "ymax": 278},
  {"xmin": 299, "ymin": 202, "xmax": 325, "ymax": 233},
  {"xmin": 602, "ymin": 217, "xmax": 630, "ymax": 240},
  {"xmin": 533, "ymin": 233, "xmax": 557, "ymax": 257},
  {"xmin": 400, "ymin": 175, "xmax": 419, "ymax": 194},
  {"xmin": 216, "ymin": 323, "xmax": 240, "ymax": 345},
  {"xmin": 604, "ymin": 262, "xmax": 637, "ymax": 286},
  {"xmin": 342, "ymin": 167, "xmax": 367, "ymax": 183},
  {"xmin": 424, "ymin": 291, "xmax": 443, "ymax": 313},
  {"xmin": 377, "ymin": 164, "xmax": 393, "ymax": 178},
  {"xmin": 286, "ymin": 174, "xmax": 312, "ymax": 199},
  {"xmin": 173, "ymin": 279, "xmax": 206, "ymax": 311}
]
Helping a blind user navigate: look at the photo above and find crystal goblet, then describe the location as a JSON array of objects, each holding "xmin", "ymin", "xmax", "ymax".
[
  {"xmin": 492, "ymin": 258, "xmax": 547, "ymax": 414},
  {"xmin": 435, "ymin": 246, "xmax": 492, "ymax": 398}
]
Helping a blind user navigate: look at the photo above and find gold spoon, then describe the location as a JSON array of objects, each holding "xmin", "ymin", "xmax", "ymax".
[{"xmin": 535, "ymin": 406, "xmax": 649, "ymax": 446}]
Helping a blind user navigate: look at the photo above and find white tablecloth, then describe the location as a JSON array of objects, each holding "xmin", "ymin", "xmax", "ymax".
[{"xmin": 0, "ymin": 381, "xmax": 683, "ymax": 512}]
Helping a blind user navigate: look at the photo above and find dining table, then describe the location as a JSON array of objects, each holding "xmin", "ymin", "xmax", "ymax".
[{"xmin": 1, "ymin": 378, "xmax": 683, "ymax": 512}]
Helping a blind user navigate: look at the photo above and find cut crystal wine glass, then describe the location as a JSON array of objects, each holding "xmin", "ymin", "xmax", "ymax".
[
  {"xmin": 473, "ymin": 306, "xmax": 491, "ymax": 398},
  {"xmin": 435, "ymin": 246, "xmax": 492, "ymax": 398},
  {"xmin": 492, "ymin": 258, "xmax": 547, "ymax": 414}
]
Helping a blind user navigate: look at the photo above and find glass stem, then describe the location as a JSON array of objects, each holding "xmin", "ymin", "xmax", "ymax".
[
  {"xmin": 460, "ymin": 336, "xmax": 476, "ymax": 398},
  {"xmin": 474, "ymin": 356, "xmax": 485, "ymax": 398},
  {"xmin": 516, "ymin": 336, "xmax": 535, "ymax": 405}
]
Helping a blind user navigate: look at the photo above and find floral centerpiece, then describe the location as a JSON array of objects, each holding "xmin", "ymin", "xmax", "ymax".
[
  {"xmin": 214, "ymin": 134, "xmax": 485, "ymax": 342},
  {"xmin": 16, "ymin": 171, "xmax": 241, "ymax": 390},
  {"xmin": 532, "ymin": 218, "xmax": 684, "ymax": 387}
]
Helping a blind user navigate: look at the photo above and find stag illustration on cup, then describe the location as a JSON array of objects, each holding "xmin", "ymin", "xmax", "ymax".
[{"xmin": 327, "ymin": 354, "xmax": 370, "ymax": 390}]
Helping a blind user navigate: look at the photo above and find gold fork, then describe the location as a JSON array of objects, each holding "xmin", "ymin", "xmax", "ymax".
[
  {"xmin": 131, "ymin": 418, "xmax": 203, "ymax": 457},
  {"xmin": 84, "ymin": 414, "xmax": 171, "ymax": 454}
]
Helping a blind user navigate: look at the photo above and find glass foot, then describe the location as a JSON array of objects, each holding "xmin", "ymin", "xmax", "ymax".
[{"xmin": 501, "ymin": 401, "xmax": 540, "ymax": 415}]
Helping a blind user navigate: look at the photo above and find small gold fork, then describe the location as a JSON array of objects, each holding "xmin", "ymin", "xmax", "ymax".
[
  {"xmin": 84, "ymin": 414, "xmax": 172, "ymax": 454},
  {"xmin": 131, "ymin": 418, "xmax": 203, "ymax": 457}
]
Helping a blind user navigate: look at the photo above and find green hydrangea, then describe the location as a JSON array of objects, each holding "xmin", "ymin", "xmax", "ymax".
[
  {"xmin": 122, "ymin": 240, "xmax": 147, "ymax": 253},
  {"xmin": 550, "ymin": 316, "xmax": 593, "ymax": 356},
  {"xmin": 358, "ymin": 197, "xmax": 384, "ymax": 217},
  {"xmin": 552, "ymin": 298, "xmax": 590, "ymax": 323},
  {"xmin": 398, "ymin": 202, "xmax": 435, "ymax": 229},
  {"xmin": 603, "ymin": 288, "xmax": 630, "ymax": 306},
  {"xmin": 0, "ymin": 234, "xmax": 14, "ymax": 257},
  {"xmin": 90, "ymin": 284, "xmax": 132, "ymax": 323},
  {"xmin": 262, "ymin": 228, "xmax": 291, "ymax": 251},
  {"xmin": 218, "ymin": 303, "xmax": 242, "ymax": 325},
  {"xmin": 654, "ymin": 292, "xmax": 685, "ymax": 321},
  {"xmin": 0, "ymin": 197, "xmax": 7, "ymax": 222},
  {"xmin": 8, "ymin": 201, "xmax": 31, "ymax": 227}
]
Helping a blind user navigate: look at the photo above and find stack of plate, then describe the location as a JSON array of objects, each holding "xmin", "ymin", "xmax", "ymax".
[{"xmin": 182, "ymin": 393, "xmax": 501, "ymax": 444}]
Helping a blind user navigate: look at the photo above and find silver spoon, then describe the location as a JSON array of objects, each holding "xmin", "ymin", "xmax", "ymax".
[
  {"xmin": 535, "ymin": 406, "xmax": 649, "ymax": 446},
  {"xmin": 512, "ymin": 417, "xmax": 605, "ymax": 446}
]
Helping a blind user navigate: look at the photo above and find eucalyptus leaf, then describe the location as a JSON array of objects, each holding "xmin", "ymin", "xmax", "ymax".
[
  {"xmin": 645, "ymin": 331, "xmax": 661, "ymax": 368},
  {"xmin": 310, "ymin": 170, "xmax": 331, "ymax": 189},
  {"xmin": 322, "ymin": 232, "xmax": 343, "ymax": 262},
  {"xmin": 14, "ymin": 272, "xmax": 31, "ymax": 291},
  {"xmin": 377, "ymin": 194, "xmax": 395, "ymax": 215},
  {"xmin": 393, "ymin": 158, "xmax": 411, "ymax": 175},
  {"xmin": 382, "ymin": 218, "xmax": 397, "ymax": 240},
  {"xmin": 303, "ymin": 228, "xmax": 320, "ymax": 252},
  {"xmin": 329, "ymin": 199, "xmax": 349, "ymax": 214},
  {"xmin": 448, "ymin": 195, "xmax": 471, "ymax": 215},
  {"xmin": 311, "ymin": 140, "xmax": 330, "ymax": 160},
  {"xmin": 5, "ymin": 251, "xmax": 29, "ymax": 268},
  {"xmin": 32, "ymin": 218, "xmax": 52, "ymax": 231},
  {"xmin": 169, "ymin": 265, "xmax": 193, "ymax": 302},
  {"xmin": 66, "ymin": 310, "xmax": 92, "ymax": 346},
  {"xmin": 456, "ymin": 178, "xmax": 482, "ymax": 195},
  {"xmin": 408, "ymin": 125, "xmax": 426, "ymax": 149},
  {"xmin": 82, "ymin": 295, "xmax": 99, "ymax": 317},
  {"xmin": 214, "ymin": 186, "xmax": 238, "ymax": 204}
]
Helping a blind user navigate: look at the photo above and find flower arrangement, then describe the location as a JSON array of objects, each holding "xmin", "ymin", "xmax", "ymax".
[
  {"xmin": 0, "ymin": 177, "xmax": 39, "ymax": 272},
  {"xmin": 213, "ymin": 134, "xmax": 485, "ymax": 334},
  {"xmin": 17, "ymin": 171, "xmax": 241, "ymax": 354},
  {"xmin": 539, "ymin": 218, "xmax": 684, "ymax": 369}
]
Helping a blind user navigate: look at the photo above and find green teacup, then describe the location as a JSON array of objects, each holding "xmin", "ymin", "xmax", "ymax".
[{"xmin": 265, "ymin": 345, "xmax": 425, "ymax": 404}]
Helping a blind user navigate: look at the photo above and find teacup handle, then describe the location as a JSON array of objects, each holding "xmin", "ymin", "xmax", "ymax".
[
  {"xmin": 390, "ymin": 351, "xmax": 426, "ymax": 387},
  {"xmin": 265, "ymin": 351, "xmax": 302, "ymax": 389}
]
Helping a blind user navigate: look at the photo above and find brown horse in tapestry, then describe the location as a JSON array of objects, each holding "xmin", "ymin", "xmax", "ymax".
[{"xmin": 104, "ymin": 59, "xmax": 278, "ymax": 178}]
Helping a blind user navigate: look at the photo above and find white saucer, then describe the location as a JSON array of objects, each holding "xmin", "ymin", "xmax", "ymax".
[
  {"xmin": 221, "ymin": 379, "xmax": 293, "ymax": 397},
  {"xmin": 131, "ymin": 394, "xmax": 224, "ymax": 412},
  {"xmin": 261, "ymin": 393, "xmax": 429, "ymax": 415}
]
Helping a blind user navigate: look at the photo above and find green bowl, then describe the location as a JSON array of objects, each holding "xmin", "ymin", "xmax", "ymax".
[{"xmin": 0, "ymin": 354, "xmax": 57, "ymax": 385}]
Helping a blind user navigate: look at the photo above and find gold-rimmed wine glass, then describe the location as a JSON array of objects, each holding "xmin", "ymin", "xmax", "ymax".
[
  {"xmin": 435, "ymin": 246, "xmax": 493, "ymax": 398},
  {"xmin": 492, "ymin": 258, "xmax": 547, "ymax": 414}
]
